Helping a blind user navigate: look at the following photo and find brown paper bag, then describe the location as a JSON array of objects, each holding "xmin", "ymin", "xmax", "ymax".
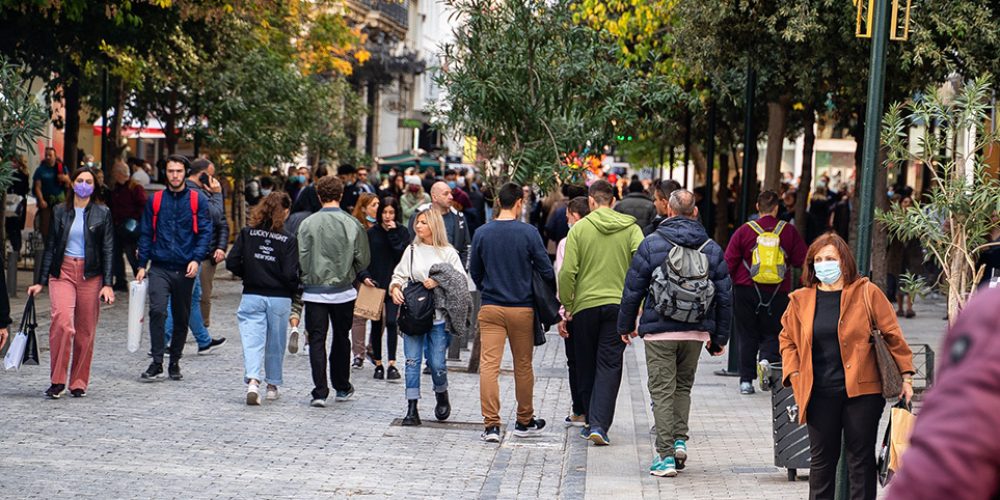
[
  {"xmin": 354, "ymin": 284, "xmax": 386, "ymax": 321},
  {"xmin": 888, "ymin": 405, "xmax": 916, "ymax": 472}
]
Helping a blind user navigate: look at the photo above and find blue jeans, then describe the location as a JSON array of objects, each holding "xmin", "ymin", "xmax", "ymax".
[
  {"xmin": 402, "ymin": 322, "xmax": 449, "ymax": 400},
  {"xmin": 237, "ymin": 295, "xmax": 291, "ymax": 386},
  {"xmin": 165, "ymin": 270, "xmax": 211, "ymax": 348}
]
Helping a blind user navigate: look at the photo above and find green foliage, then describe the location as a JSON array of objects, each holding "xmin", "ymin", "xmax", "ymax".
[
  {"xmin": 0, "ymin": 56, "xmax": 47, "ymax": 190},
  {"xmin": 876, "ymin": 76, "xmax": 1000, "ymax": 319},
  {"xmin": 898, "ymin": 272, "xmax": 930, "ymax": 302}
]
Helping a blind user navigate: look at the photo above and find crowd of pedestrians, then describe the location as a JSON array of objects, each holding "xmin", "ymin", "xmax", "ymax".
[{"xmin": 12, "ymin": 152, "xmax": 990, "ymax": 499}]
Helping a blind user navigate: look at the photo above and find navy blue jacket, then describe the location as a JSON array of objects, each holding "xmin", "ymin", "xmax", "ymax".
[
  {"xmin": 137, "ymin": 186, "xmax": 213, "ymax": 271},
  {"xmin": 617, "ymin": 216, "xmax": 733, "ymax": 347}
]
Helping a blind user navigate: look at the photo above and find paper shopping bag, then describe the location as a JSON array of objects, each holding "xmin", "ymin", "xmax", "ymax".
[
  {"xmin": 354, "ymin": 283, "xmax": 386, "ymax": 321},
  {"xmin": 3, "ymin": 331, "xmax": 28, "ymax": 370},
  {"xmin": 127, "ymin": 280, "xmax": 148, "ymax": 353},
  {"xmin": 889, "ymin": 403, "xmax": 916, "ymax": 472}
]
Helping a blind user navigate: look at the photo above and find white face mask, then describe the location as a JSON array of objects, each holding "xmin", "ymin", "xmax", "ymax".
[{"xmin": 261, "ymin": 189, "xmax": 272, "ymax": 196}]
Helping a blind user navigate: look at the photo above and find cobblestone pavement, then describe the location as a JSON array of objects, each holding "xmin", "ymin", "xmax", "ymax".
[{"xmin": 0, "ymin": 269, "xmax": 949, "ymax": 499}]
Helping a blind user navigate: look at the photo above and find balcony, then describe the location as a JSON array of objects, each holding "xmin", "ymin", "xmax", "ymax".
[{"xmin": 346, "ymin": 0, "xmax": 409, "ymax": 36}]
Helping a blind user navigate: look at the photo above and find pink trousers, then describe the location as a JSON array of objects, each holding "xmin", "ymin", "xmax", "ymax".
[{"xmin": 48, "ymin": 257, "xmax": 103, "ymax": 390}]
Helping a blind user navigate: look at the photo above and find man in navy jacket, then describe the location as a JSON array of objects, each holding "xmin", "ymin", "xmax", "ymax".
[
  {"xmin": 135, "ymin": 155, "xmax": 213, "ymax": 382},
  {"xmin": 618, "ymin": 189, "xmax": 732, "ymax": 477}
]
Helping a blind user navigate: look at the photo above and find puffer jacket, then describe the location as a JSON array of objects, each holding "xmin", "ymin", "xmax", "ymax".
[
  {"xmin": 186, "ymin": 180, "xmax": 229, "ymax": 255},
  {"xmin": 617, "ymin": 216, "xmax": 733, "ymax": 347},
  {"xmin": 38, "ymin": 202, "xmax": 115, "ymax": 286},
  {"xmin": 614, "ymin": 192, "xmax": 657, "ymax": 229},
  {"xmin": 137, "ymin": 186, "xmax": 213, "ymax": 271}
]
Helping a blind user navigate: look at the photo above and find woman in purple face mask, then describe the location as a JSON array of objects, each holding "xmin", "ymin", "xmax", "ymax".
[{"xmin": 28, "ymin": 168, "xmax": 116, "ymax": 399}]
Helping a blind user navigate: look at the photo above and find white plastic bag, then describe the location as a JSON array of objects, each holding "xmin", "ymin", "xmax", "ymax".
[
  {"xmin": 127, "ymin": 280, "xmax": 148, "ymax": 353},
  {"xmin": 3, "ymin": 331, "xmax": 28, "ymax": 370}
]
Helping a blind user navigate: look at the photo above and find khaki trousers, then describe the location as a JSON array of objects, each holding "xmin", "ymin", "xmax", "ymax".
[
  {"xmin": 478, "ymin": 305, "xmax": 535, "ymax": 427},
  {"xmin": 199, "ymin": 259, "xmax": 217, "ymax": 327}
]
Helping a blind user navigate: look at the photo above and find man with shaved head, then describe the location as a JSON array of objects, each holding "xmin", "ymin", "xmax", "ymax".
[{"xmin": 409, "ymin": 181, "xmax": 471, "ymax": 267}]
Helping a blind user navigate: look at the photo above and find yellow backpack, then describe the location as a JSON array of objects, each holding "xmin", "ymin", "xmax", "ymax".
[{"xmin": 745, "ymin": 220, "xmax": 788, "ymax": 285}]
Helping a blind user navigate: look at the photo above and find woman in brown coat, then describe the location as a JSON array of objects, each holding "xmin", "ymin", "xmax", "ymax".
[{"xmin": 779, "ymin": 232, "xmax": 914, "ymax": 500}]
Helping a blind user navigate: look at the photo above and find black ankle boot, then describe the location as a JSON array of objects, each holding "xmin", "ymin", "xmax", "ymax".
[
  {"xmin": 435, "ymin": 391, "xmax": 451, "ymax": 421},
  {"xmin": 402, "ymin": 399, "xmax": 421, "ymax": 426}
]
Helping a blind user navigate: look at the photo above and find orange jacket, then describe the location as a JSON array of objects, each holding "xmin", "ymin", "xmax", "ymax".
[{"xmin": 779, "ymin": 277, "xmax": 914, "ymax": 424}]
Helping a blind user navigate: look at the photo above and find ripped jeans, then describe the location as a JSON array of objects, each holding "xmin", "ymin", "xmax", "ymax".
[{"xmin": 402, "ymin": 321, "xmax": 449, "ymax": 400}]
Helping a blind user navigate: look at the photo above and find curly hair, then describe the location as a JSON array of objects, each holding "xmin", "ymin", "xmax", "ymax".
[{"xmin": 248, "ymin": 192, "xmax": 292, "ymax": 233}]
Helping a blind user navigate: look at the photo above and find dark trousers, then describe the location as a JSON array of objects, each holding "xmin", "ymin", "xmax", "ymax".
[
  {"xmin": 733, "ymin": 285, "xmax": 788, "ymax": 382},
  {"xmin": 112, "ymin": 225, "xmax": 139, "ymax": 288},
  {"xmin": 370, "ymin": 299, "xmax": 399, "ymax": 362},
  {"xmin": 570, "ymin": 304, "xmax": 625, "ymax": 431},
  {"xmin": 564, "ymin": 322, "xmax": 584, "ymax": 416},
  {"xmin": 806, "ymin": 387, "xmax": 885, "ymax": 500},
  {"xmin": 147, "ymin": 266, "xmax": 196, "ymax": 364},
  {"xmin": 305, "ymin": 300, "xmax": 355, "ymax": 399},
  {"xmin": 5, "ymin": 215, "xmax": 24, "ymax": 253}
]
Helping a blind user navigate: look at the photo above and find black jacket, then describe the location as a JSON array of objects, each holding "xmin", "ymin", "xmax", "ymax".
[
  {"xmin": 359, "ymin": 224, "xmax": 410, "ymax": 289},
  {"xmin": 39, "ymin": 202, "xmax": 114, "ymax": 286},
  {"xmin": 618, "ymin": 216, "xmax": 733, "ymax": 347},
  {"xmin": 226, "ymin": 226, "xmax": 300, "ymax": 298},
  {"xmin": 614, "ymin": 192, "xmax": 657, "ymax": 229}
]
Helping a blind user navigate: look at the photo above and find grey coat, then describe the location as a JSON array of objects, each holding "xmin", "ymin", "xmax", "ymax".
[{"xmin": 429, "ymin": 262, "xmax": 473, "ymax": 339}]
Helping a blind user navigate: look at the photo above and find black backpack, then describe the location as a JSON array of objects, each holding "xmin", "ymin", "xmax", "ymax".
[{"xmin": 397, "ymin": 245, "xmax": 435, "ymax": 335}]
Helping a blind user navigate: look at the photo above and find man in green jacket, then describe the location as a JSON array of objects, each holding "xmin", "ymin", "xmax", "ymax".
[
  {"xmin": 298, "ymin": 175, "xmax": 371, "ymax": 407},
  {"xmin": 558, "ymin": 179, "xmax": 644, "ymax": 446}
]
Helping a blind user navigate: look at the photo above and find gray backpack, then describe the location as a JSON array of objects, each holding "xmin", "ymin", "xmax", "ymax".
[{"xmin": 649, "ymin": 236, "xmax": 716, "ymax": 323}]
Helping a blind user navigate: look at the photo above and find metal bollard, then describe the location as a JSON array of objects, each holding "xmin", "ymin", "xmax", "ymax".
[{"xmin": 6, "ymin": 251, "xmax": 16, "ymax": 297}]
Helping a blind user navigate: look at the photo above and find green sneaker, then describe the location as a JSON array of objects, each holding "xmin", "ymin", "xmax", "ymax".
[
  {"xmin": 674, "ymin": 440, "xmax": 688, "ymax": 470},
  {"xmin": 650, "ymin": 455, "xmax": 677, "ymax": 477}
]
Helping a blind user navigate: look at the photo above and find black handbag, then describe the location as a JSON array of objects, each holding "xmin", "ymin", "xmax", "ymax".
[
  {"xmin": 21, "ymin": 295, "xmax": 39, "ymax": 365},
  {"xmin": 397, "ymin": 245, "xmax": 435, "ymax": 335},
  {"xmin": 532, "ymin": 270, "xmax": 560, "ymax": 328}
]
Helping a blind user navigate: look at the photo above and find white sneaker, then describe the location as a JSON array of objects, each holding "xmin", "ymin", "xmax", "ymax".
[
  {"xmin": 288, "ymin": 326, "xmax": 300, "ymax": 354},
  {"xmin": 266, "ymin": 385, "xmax": 279, "ymax": 401},
  {"xmin": 246, "ymin": 384, "xmax": 261, "ymax": 406}
]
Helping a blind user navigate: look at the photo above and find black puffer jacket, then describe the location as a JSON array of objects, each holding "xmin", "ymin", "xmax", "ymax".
[
  {"xmin": 39, "ymin": 202, "xmax": 114, "ymax": 286},
  {"xmin": 617, "ymin": 216, "xmax": 733, "ymax": 347}
]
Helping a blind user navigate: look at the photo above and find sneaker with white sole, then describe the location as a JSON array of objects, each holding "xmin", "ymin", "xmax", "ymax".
[
  {"xmin": 674, "ymin": 440, "xmax": 688, "ymax": 470},
  {"xmin": 649, "ymin": 455, "xmax": 678, "ymax": 477},
  {"xmin": 334, "ymin": 385, "xmax": 355, "ymax": 402},
  {"xmin": 481, "ymin": 426, "xmax": 501, "ymax": 443},
  {"xmin": 563, "ymin": 413, "xmax": 586, "ymax": 427},
  {"xmin": 310, "ymin": 398, "xmax": 327, "ymax": 408},
  {"xmin": 265, "ymin": 385, "xmax": 279, "ymax": 401},
  {"xmin": 740, "ymin": 381, "xmax": 755, "ymax": 395},
  {"xmin": 197, "ymin": 337, "xmax": 227, "ymax": 355},
  {"xmin": 514, "ymin": 417, "xmax": 546, "ymax": 437},
  {"xmin": 288, "ymin": 326, "xmax": 300, "ymax": 354},
  {"xmin": 757, "ymin": 359, "xmax": 772, "ymax": 391},
  {"xmin": 246, "ymin": 384, "xmax": 261, "ymax": 406}
]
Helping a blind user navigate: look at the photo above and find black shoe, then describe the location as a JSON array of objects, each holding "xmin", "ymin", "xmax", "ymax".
[
  {"xmin": 352, "ymin": 357, "xmax": 364, "ymax": 370},
  {"xmin": 423, "ymin": 365, "xmax": 431, "ymax": 375},
  {"xmin": 168, "ymin": 362, "xmax": 183, "ymax": 381},
  {"xmin": 140, "ymin": 362, "xmax": 165, "ymax": 382},
  {"xmin": 402, "ymin": 399, "xmax": 421, "ymax": 426},
  {"xmin": 434, "ymin": 391, "xmax": 451, "ymax": 421},
  {"xmin": 481, "ymin": 426, "xmax": 501, "ymax": 443},
  {"xmin": 45, "ymin": 384, "xmax": 66, "ymax": 399},
  {"xmin": 513, "ymin": 417, "xmax": 547, "ymax": 437},
  {"xmin": 387, "ymin": 365, "xmax": 401, "ymax": 381},
  {"xmin": 197, "ymin": 337, "xmax": 227, "ymax": 355},
  {"xmin": 70, "ymin": 388, "xmax": 86, "ymax": 398},
  {"xmin": 374, "ymin": 365, "xmax": 385, "ymax": 380}
]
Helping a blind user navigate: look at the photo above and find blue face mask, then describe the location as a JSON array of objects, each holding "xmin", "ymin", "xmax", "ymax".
[
  {"xmin": 814, "ymin": 261, "xmax": 842, "ymax": 285},
  {"xmin": 365, "ymin": 215, "xmax": 377, "ymax": 223},
  {"xmin": 447, "ymin": 181, "xmax": 457, "ymax": 189}
]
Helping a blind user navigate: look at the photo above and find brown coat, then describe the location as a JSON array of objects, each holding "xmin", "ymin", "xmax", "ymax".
[{"xmin": 779, "ymin": 278, "xmax": 914, "ymax": 424}]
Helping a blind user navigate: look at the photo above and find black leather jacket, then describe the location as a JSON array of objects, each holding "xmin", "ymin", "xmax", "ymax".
[{"xmin": 38, "ymin": 202, "xmax": 114, "ymax": 286}]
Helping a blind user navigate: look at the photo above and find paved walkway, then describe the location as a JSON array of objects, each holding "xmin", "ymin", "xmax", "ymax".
[{"xmin": 0, "ymin": 269, "xmax": 949, "ymax": 499}]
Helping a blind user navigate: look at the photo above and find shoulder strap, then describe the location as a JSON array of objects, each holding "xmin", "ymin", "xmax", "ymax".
[
  {"xmin": 774, "ymin": 220, "xmax": 787, "ymax": 235},
  {"xmin": 190, "ymin": 191, "xmax": 199, "ymax": 234},
  {"xmin": 747, "ymin": 220, "xmax": 764, "ymax": 235},
  {"xmin": 152, "ymin": 191, "xmax": 164, "ymax": 242},
  {"xmin": 862, "ymin": 281, "xmax": 877, "ymax": 331},
  {"xmin": 696, "ymin": 239, "xmax": 710, "ymax": 252}
]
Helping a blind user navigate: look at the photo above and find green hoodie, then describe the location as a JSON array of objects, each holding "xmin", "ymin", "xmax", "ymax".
[{"xmin": 558, "ymin": 207, "xmax": 644, "ymax": 315}]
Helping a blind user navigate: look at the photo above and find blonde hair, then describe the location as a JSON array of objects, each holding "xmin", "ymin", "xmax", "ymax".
[{"xmin": 415, "ymin": 208, "xmax": 450, "ymax": 249}]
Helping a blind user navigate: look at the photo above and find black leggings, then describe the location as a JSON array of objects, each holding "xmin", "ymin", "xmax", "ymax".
[
  {"xmin": 370, "ymin": 299, "xmax": 399, "ymax": 362},
  {"xmin": 806, "ymin": 387, "xmax": 885, "ymax": 500}
]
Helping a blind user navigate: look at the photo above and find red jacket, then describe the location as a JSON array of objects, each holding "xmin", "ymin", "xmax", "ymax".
[
  {"xmin": 887, "ymin": 288, "xmax": 1000, "ymax": 499},
  {"xmin": 109, "ymin": 181, "xmax": 147, "ymax": 226},
  {"xmin": 724, "ymin": 215, "xmax": 807, "ymax": 293}
]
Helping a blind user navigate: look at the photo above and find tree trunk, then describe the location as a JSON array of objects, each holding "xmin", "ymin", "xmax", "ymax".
[
  {"xmin": 795, "ymin": 106, "xmax": 815, "ymax": 237},
  {"xmin": 762, "ymin": 97, "xmax": 790, "ymax": 192},
  {"xmin": 63, "ymin": 64, "xmax": 82, "ymax": 171},
  {"xmin": 871, "ymin": 148, "xmax": 890, "ymax": 290},
  {"xmin": 715, "ymin": 153, "xmax": 730, "ymax": 245},
  {"xmin": 109, "ymin": 78, "xmax": 127, "ymax": 160}
]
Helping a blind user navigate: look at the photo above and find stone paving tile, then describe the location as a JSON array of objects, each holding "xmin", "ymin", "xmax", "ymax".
[{"xmin": 0, "ymin": 269, "xmax": 949, "ymax": 499}]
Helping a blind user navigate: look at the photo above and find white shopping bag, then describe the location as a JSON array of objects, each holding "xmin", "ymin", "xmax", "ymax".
[
  {"xmin": 3, "ymin": 331, "xmax": 28, "ymax": 370},
  {"xmin": 127, "ymin": 280, "xmax": 148, "ymax": 353}
]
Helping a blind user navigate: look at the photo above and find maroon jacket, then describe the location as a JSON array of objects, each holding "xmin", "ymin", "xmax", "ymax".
[
  {"xmin": 887, "ymin": 288, "xmax": 1000, "ymax": 499},
  {"xmin": 109, "ymin": 181, "xmax": 147, "ymax": 226},
  {"xmin": 723, "ymin": 215, "xmax": 807, "ymax": 293}
]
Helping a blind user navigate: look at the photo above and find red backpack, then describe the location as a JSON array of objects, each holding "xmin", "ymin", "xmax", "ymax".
[{"xmin": 151, "ymin": 190, "xmax": 199, "ymax": 242}]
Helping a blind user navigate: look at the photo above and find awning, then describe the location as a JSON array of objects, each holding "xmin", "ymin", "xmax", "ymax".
[
  {"xmin": 92, "ymin": 117, "xmax": 167, "ymax": 139},
  {"xmin": 377, "ymin": 153, "xmax": 442, "ymax": 172}
]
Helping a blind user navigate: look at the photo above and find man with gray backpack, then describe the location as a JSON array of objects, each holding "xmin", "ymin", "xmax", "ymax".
[
  {"xmin": 618, "ymin": 189, "xmax": 733, "ymax": 478},
  {"xmin": 723, "ymin": 190, "xmax": 807, "ymax": 395}
]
